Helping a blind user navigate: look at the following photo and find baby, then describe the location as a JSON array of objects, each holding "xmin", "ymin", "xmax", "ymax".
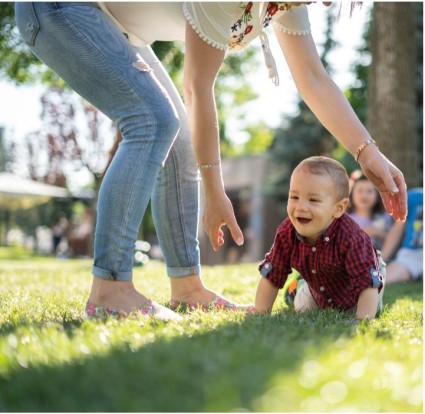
[{"xmin": 255, "ymin": 156, "xmax": 385, "ymax": 319}]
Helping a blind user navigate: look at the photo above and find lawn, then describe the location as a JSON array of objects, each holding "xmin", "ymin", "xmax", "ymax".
[{"xmin": 0, "ymin": 249, "xmax": 422, "ymax": 412}]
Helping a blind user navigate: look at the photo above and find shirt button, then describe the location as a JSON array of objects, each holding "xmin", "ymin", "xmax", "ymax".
[
  {"xmin": 311, "ymin": 269, "xmax": 316, "ymax": 274},
  {"xmin": 328, "ymin": 298, "xmax": 332, "ymax": 303},
  {"xmin": 312, "ymin": 247, "xmax": 317, "ymax": 252},
  {"xmin": 324, "ymin": 237, "xmax": 330, "ymax": 242},
  {"xmin": 264, "ymin": 263, "xmax": 270, "ymax": 269},
  {"xmin": 319, "ymin": 286, "xmax": 325, "ymax": 291}
]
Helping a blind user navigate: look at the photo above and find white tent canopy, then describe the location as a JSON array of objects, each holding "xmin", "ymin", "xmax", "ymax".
[{"xmin": 0, "ymin": 172, "xmax": 70, "ymax": 210}]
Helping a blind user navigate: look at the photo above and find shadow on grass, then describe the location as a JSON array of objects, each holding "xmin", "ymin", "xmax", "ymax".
[
  {"xmin": 0, "ymin": 282, "xmax": 421, "ymax": 412},
  {"xmin": 0, "ymin": 313, "xmax": 358, "ymax": 412}
]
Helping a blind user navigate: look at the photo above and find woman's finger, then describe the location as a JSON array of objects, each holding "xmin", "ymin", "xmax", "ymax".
[
  {"xmin": 379, "ymin": 190, "xmax": 393, "ymax": 217},
  {"xmin": 226, "ymin": 214, "xmax": 244, "ymax": 246},
  {"xmin": 392, "ymin": 171, "xmax": 408, "ymax": 220},
  {"xmin": 209, "ymin": 228, "xmax": 220, "ymax": 251}
]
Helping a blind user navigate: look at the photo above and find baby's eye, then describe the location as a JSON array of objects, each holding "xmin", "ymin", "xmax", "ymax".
[
  {"xmin": 310, "ymin": 198, "xmax": 320, "ymax": 203},
  {"xmin": 289, "ymin": 195, "xmax": 298, "ymax": 200}
]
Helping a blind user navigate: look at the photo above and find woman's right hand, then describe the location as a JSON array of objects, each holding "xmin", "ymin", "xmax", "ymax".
[
  {"xmin": 358, "ymin": 144, "xmax": 407, "ymax": 222},
  {"xmin": 203, "ymin": 190, "xmax": 244, "ymax": 251}
]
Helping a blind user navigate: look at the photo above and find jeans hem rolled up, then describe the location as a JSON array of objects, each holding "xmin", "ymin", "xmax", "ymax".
[
  {"xmin": 167, "ymin": 265, "xmax": 201, "ymax": 278},
  {"xmin": 92, "ymin": 265, "xmax": 133, "ymax": 281}
]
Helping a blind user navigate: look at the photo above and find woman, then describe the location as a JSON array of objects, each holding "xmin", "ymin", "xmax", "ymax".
[{"xmin": 15, "ymin": 2, "xmax": 407, "ymax": 320}]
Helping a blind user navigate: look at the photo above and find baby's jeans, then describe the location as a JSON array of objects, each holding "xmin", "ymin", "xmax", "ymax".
[{"xmin": 15, "ymin": 2, "xmax": 201, "ymax": 281}]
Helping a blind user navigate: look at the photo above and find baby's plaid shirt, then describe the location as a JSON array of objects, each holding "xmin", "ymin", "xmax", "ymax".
[{"xmin": 259, "ymin": 214, "xmax": 383, "ymax": 310}]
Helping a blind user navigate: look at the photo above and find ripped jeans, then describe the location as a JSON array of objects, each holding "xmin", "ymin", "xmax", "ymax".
[{"xmin": 15, "ymin": 2, "xmax": 201, "ymax": 280}]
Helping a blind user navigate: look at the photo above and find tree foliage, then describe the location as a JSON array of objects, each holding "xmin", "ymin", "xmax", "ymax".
[
  {"xmin": 0, "ymin": 2, "xmax": 62, "ymax": 85},
  {"xmin": 8, "ymin": 88, "xmax": 113, "ymax": 190},
  {"xmin": 152, "ymin": 41, "xmax": 261, "ymax": 157}
]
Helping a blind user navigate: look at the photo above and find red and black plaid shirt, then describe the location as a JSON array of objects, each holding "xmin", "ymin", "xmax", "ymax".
[{"xmin": 259, "ymin": 214, "xmax": 383, "ymax": 310}]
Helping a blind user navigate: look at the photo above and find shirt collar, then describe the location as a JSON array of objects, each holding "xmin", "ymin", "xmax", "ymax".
[{"xmin": 295, "ymin": 217, "xmax": 341, "ymax": 245}]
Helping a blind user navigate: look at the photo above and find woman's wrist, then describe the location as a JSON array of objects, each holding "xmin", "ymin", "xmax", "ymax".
[
  {"xmin": 199, "ymin": 165, "xmax": 225, "ymax": 194},
  {"xmin": 354, "ymin": 138, "xmax": 379, "ymax": 162},
  {"xmin": 197, "ymin": 160, "xmax": 221, "ymax": 169},
  {"xmin": 355, "ymin": 139, "xmax": 381, "ymax": 165}
]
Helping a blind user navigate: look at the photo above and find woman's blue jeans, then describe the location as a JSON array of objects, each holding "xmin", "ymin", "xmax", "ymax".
[{"xmin": 15, "ymin": 2, "xmax": 201, "ymax": 281}]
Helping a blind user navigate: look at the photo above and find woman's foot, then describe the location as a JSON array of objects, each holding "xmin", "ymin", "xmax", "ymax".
[
  {"xmin": 169, "ymin": 275, "xmax": 254, "ymax": 312},
  {"xmin": 85, "ymin": 300, "xmax": 182, "ymax": 321},
  {"xmin": 86, "ymin": 277, "xmax": 182, "ymax": 321},
  {"xmin": 170, "ymin": 275, "xmax": 216, "ymax": 304}
]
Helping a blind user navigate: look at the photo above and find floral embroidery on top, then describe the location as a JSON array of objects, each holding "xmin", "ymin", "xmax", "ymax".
[
  {"xmin": 228, "ymin": 2, "xmax": 292, "ymax": 50},
  {"xmin": 263, "ymin": 2, "xmax": 292, "ymax": 28}
]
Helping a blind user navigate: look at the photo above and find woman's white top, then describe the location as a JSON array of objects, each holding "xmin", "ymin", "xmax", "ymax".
[{"xmin": 98, "ymin": 2, "xmax": 311, "ymax": 85}]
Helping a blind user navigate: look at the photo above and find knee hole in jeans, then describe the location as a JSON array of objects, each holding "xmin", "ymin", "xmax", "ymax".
[{"xmin": 132, "ymin": 53, "xmax": 152, "ymax": 73}]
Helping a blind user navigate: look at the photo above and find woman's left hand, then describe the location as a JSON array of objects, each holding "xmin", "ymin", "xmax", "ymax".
[{"xmin": 202, "ymin": 190, "xmax": 244, "ymax": 251}]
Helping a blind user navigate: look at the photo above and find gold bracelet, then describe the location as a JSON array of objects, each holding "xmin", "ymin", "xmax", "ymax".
[
  {"xmin": 197, "ymin": 161, "xmax": 221, "ymax": 169},
  {"xmin": 355, "ymin": 138, "xmax": 378, "ymax": 162}
]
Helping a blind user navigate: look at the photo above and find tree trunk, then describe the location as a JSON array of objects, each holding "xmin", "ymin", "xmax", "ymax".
[{"xmin": 367, "ymin": 2, "xmax": 419, "ymax": 187}]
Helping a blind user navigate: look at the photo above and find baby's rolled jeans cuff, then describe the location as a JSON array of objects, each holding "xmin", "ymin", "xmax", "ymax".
[{"xmin": 92, "ymin": 265, "xmax": 133, "ymax": 281}]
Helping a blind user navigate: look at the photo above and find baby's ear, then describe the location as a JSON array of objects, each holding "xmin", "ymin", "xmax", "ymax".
[{"xmin": 333, "ymin": 198, "xmax": 349, "ymax": 218}]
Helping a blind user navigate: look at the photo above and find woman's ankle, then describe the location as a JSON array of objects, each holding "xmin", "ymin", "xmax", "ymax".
[
  {"xmin": 170, "ymin": 275, "xmax": 217, "ymax": 303},
  {"xmin": 89, "ymin": 277, "xmax": 132, "ymax": 299},
  {"xmin": 88, "ymin": 277, "xmax": 150, "ymax": 311}
]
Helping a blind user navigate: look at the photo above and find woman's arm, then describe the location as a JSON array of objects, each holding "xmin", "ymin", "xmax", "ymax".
[
  {"xmin": 274, "ymin": 30, "xmax": 407, "ymax": 221},
  {"xmin": 183, "ymin": 23, "xmax": 244, "ymax": 250}
]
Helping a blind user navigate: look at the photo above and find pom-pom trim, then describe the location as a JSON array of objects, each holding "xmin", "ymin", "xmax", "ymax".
[{"xmin": 183, "ymin": 4, "xmax": 228, "ymax": 51}]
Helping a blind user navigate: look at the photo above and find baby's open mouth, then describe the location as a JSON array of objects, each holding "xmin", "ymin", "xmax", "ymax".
[{"xmin": 296, "ymin": 217, "xmax": 312, "ymax": 224}]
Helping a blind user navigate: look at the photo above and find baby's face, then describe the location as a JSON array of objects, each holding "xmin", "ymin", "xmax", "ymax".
[{"xmin": 287, "ymin": 168, "xmax": 345, "ymax": 244}]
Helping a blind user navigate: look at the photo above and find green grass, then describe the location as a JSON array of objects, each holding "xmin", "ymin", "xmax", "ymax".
[{"xmin": 0, "ymin": 249, "xmax": 422, "ymax": 412}]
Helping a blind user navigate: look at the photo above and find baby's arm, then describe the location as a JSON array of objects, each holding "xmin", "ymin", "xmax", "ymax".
[
  {"xmin": 356, "ymin": 287, "xmax": 379, "ymax": 320},
  {"xmin": 255, "ymin": 277, "xmax": 279, "ymax": 313}
]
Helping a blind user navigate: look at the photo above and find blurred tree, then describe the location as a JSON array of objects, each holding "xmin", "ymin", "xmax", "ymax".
[
  {"xmin": 414, "ymin": 4, "xmax": 423, "ymax": 182},
  {"xmin": 0, "ymin": 2, "xmax": 62, "ymax": 85},
  {"xmin": 14, "ymin": 87, "xmax": 114, "ymax": 190},
  {"xmin": 264, "ymin": 8, "xmax": 338, "ymax": 202},
  {"xmin": 151, "ymin": 41, "xmax": 184, "ymax": 86},
  {"xmin": 366, "ymin": 2, "xmax": 420, "ymax": 188},
  {"xmin": 0, "ymin": 126, "xmax": 6, "ymax": 171},
  {"xmin": 215, "ymin": 50, "xmax": 260, "ymax": 157},
  {"xmin": 240, "ymin": 122, "xmax": 274, "ymax": 156},
  {"xmin": 336, "ymin": 3, "xmax": 422, "ymax": 184},
  {"xmin": 152, "ymin": 42, "xmax": 261, "ymax": 158}
]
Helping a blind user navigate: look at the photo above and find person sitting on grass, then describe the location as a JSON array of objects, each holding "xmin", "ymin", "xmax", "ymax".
[
  {"xmin": 380, "ymin": 187, "xmax": 423, "ymax": 284},
  {"xmin": 347, "ymin": 172, "xmax": 393, "ymax": 250},
  {"xmin": 255, "ymin": 156, "xmax": 386, "ymax": 320}
]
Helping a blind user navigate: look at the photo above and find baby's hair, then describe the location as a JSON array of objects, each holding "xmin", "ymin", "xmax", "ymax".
[{"xmin": 295, "ymin": 156, "xmax": 349, "ymax": 200}]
